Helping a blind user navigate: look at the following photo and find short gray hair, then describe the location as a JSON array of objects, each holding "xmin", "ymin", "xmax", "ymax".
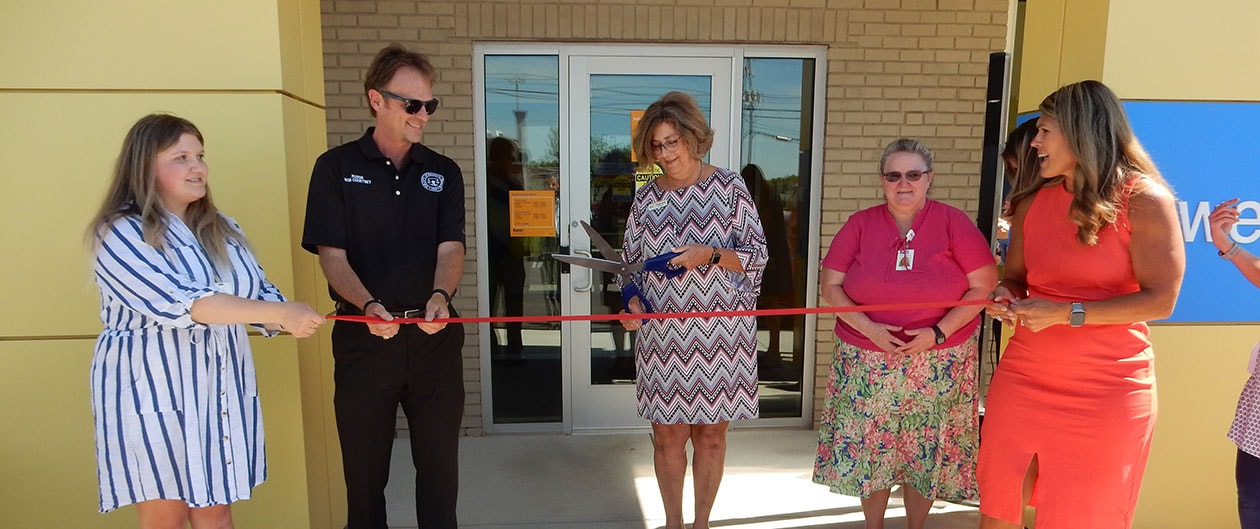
[{"xmin": 879, "ymin": 138, "xmax": 934, "ymax": 173}]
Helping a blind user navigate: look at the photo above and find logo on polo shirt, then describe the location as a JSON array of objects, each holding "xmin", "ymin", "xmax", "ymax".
[
  {"xmin": 421, "ymin": 172, "xmax": 445, "ymax": 193},
  {"xmin": 344, "ymin": 174, "xmax": 372, "ymax": 185}
]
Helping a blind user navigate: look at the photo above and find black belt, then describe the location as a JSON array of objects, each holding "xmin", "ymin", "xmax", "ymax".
[{"xmin": 336, "ymin": 302, "xmax": 427, "ymax": 319}]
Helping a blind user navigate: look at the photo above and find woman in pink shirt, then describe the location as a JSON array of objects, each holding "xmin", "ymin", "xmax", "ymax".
[{"xmin": 813, "ymin": 138, "xmax": 997, "ymax": 529}]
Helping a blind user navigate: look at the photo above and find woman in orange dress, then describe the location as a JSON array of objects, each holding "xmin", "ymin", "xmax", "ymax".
[{"xmin": 978, "ymin": 80, "xmax": 1185, "ymax": 528}]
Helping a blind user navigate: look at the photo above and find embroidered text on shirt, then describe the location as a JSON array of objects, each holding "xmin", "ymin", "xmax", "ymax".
[{"xmin": 344, "ymin": 174, "xmax": 372, "ymax": 184}]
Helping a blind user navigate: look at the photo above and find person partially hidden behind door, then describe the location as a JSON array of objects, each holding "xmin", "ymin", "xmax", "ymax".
[
  {"xmin": 486, "ymin": 136, "xmax": 526, "ymax": 358},
  {"xmin": 740, "ymin": 163, "xmax": 797, "ymax": 381},
  {"xmin": 1207, "ymin": 197, "xmax": 1260, "ymax": 529}
]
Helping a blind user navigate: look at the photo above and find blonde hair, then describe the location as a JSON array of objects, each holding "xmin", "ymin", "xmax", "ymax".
[
  {"xmin": 86, "ymin": 113, "xmax": 247, "ymax": 267},
  {"xmin": 1039, "ymin": 80, "xmax": 1170, "ymax": 245},
  {"xmin": 631, "ymin": 91, "xmax": 715, "ymax": 170}
]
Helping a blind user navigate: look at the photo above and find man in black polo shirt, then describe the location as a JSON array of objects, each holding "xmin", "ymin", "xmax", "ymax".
[{"xmin": 301, "ymin": 44, "xmax": 465, "ymax": 529}]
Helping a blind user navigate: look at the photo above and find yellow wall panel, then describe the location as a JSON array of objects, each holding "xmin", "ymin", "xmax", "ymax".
[
  {"xmin": 281, "ymin": 97, "xmax": 344, "ymax": 529},
  {"xmin": 1058, "ymin": 0, "xmax": 1108, "ymax": 88},
  {"xmin": 1137, "ymin": 326, "xmax": 1250, "ymax": 528},
  {"xmin": 0, "ymin": 337, "xmax": 309, "ymax": 528},
  {"xmin": 1104, "ymin": 0, "xmax": 1260, "ymax": 101},
  {"xmin": 1016, "ymin": 0, "xmax": 1108, "ymax": 113},
  {"xmin": 0, "ymin": 93, "xmax": 299, "ymax": 338},
  {"xmin": 0, "ymin": 0, "xmax": 281, "ymax": 90},
  {"xmin": 278, "ymin": 0, "xmax": 328, "ymax": 104},
  {"xmin": 1016, "ymin": 0, "xmax": 1066, "ymax": 113}
]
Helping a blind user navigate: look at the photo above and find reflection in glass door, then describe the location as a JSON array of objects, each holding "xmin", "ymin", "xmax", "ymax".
[
  {"xmin": 479, "ymin": 45, "xmax": 824, "ymax": 432},
  {"xmin": 482, "ymin": 55, "xmax": 563, "ymax": 425},
  {"xmin": 569, "ymin": 56, "xmax": 733, "ymax": 431}
]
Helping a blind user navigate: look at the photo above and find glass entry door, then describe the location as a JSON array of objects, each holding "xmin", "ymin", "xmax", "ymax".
[{"xmin": 566, "ymin": 56, "xmax": 733, "ymax": 431}]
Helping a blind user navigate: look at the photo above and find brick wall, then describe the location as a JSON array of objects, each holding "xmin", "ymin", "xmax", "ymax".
[{"xmin": 319, "ymin": 0, "xmax": 1010, "ymax": 434}]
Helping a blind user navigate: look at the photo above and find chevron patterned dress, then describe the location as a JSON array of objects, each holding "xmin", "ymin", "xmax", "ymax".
[{"xmin": 621, "ymin": 167, "xmax": 768, "ymax": 424}]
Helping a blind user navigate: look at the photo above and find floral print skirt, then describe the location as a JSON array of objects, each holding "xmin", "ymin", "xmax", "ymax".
[{"xmin": 812, "ymin": 328, "xmax": 980, "ymax": 502}]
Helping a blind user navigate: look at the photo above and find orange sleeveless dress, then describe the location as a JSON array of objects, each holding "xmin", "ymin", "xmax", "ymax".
[{"xmin": 977, "ymin": 181, "xmax": 1155, "ymax": 528}]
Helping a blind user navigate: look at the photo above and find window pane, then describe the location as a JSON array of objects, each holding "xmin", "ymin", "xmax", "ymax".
[
  {"xmin": 740, "ymin": 57, "xmax": 816, "ymax": 418},
  {"xmin": 484, "ymin": 55, "xmax": 562, "ymax": 423}
]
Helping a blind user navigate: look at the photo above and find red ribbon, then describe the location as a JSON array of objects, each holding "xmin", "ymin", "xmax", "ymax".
[{"xmin": 325, "ymin": 298, "xmax": 991, "ymax": 325}]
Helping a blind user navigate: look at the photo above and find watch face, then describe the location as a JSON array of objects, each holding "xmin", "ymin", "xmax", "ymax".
[{"xmin": 1070, "ymin": 303, "xmax": 1085, "ymax": 326}]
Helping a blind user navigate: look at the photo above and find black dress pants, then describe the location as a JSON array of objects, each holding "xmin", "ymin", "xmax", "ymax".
[{"xmin": 332, "ymin": 318, "xmax": 465, "ymax": 529}]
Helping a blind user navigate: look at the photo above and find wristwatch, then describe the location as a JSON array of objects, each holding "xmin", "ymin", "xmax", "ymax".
[
  {"xmin": 931, "ymin": 325, "xmax": 947, "ymax": 345},
  {"xmin": 709, "ymin": 247, "xmax": 721, "ymax": 265},
  {"xmin": 1069, "ymin": 302, "xmax": 1086, "ymax": 327}
]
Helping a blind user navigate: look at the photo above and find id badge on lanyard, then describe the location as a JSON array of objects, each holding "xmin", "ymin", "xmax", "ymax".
[
  {"xmin": 894, "ymin": 229, "xmax": 916, "ymax": 271},
  {"xmin": 895, "ymin": 249, "xmax": 915, "ymax": 271}
]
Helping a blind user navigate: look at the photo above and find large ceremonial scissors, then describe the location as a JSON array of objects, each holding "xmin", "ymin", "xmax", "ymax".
[{"xmin": 552, "ymin": 220, "xmax": 683, "ymax": 315}]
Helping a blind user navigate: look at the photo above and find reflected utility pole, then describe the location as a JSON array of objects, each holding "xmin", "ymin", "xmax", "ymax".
[
  {"xmin": 507, "ymin": 75, "xmax": 529, "ymax": 179},
  {"xmin": 742, "ymin": 64, "xmax": 761, "ymax": 164}
]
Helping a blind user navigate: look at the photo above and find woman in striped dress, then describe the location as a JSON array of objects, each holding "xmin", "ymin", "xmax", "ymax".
[
  {"xmin": 620, "ymin": 91, "xmax": 768, "ymax": 529},
  {"xmin": 86, "ymin": 114, "xmax": 324, "ymax": 527}
]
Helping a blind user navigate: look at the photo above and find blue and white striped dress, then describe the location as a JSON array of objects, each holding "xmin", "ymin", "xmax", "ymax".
[{"xmin": 90, "ymin": 213, "xmax": 283, "ymax": 512}]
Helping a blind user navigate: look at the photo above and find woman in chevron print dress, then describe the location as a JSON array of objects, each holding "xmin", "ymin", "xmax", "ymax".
[{"xmin": 620, "ymin": 92, "xmax": 767, "ymax": 529}]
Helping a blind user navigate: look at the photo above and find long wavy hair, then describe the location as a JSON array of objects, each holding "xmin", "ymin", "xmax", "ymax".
[
  {"xmin": 86, "ymin": 113, "xmax": 247, "ymax": 267},
  {"xmin": 1001, "ymin": 119, "xmax": 1044, "ymax": 216},
  {"xmin": 1038, "ymin": 80, "xmax": 1169, "ymax": 245}
]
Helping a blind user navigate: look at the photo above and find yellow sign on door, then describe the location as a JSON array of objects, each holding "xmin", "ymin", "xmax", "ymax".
[{"xmin": 509, "ymin": 190, "xmax": 557, "ymax": 237}]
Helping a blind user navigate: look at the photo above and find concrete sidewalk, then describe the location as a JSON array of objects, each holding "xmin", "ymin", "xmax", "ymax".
[{"xmin": 384, "ymin": 429, "xmax": 980, "ymax": 528}]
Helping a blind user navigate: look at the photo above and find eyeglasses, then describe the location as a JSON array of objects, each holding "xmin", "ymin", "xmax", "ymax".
[
  {"xmin": 882, "ymin": 170, "xmax": 929, "ymax": 182},
  {"xmin": 379, "ymin": 90, "xmax": 439, "ymax": 115},
  {"xmin": 650, "ymin": 137, "xmax": 682, "ymax": 155}
]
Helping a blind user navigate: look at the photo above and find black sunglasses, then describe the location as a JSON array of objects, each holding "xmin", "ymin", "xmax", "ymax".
[{"xmin": 379, "ymin": 90, "xmax": 439, "ymax": 115}]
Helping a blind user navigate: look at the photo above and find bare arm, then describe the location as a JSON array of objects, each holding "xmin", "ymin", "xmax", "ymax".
[
  {"xmin": 936, "ymin": 263, "xmax": 999, "ymax": 337},
  {"xmin": 987, "ymin": 193, "xmax": 1032, "ymax": 327},
  {"xmin": 820, "ymin": 267, "xmax": 905, "ymax": 353},
  {"xmin": 1211, "ymin": 198, "xmax": 1260, "ymax": 288},
  {"xmin": 1010, "ymin": 182, "xmax": 1185, "ymax": 330},
  {"xmin": 189, "ymin": 294, "xmax": 323, "ymax": 338}
]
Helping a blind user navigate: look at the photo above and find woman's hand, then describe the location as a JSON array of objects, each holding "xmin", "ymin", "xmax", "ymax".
[
  {"xmin": 1210, "ymin": 198, "xmax": 1241, "ymax": 253},
  {"xmin": 894, "ymin": 327, "xmax": 937, "ymax": 355},
  {"xmin": 277, "ymin": 301, "xmax": 325, "ymax": 338},
  {"xmin": 1006, "ymin": 297, "xmax": 1068, "ymax": 332},
  {"xmin": 858, "ymin": 322, "xmax": 906, "ymax": 353},
  {"xmin": 620, "ymin": 295, "xmax": 646, "ymax": 331},
  {"xmin": 669, "ymin": 244, "xmax": 719, "ymax": 270},
  {"xmin": 986, "ymin": 283, "xmax": 1022, "ymax": 327}
]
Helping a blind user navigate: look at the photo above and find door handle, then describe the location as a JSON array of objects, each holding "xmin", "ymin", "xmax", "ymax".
[{"xmin": 572, "ymin": 249, "xmax": 593, "ymax": 292}]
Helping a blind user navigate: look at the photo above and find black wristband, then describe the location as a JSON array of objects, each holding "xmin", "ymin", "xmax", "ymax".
[
  {"xmin": 362, "ymin": 298, "xmax": 384, "ymax": 312},
  {"xmin": 432, "ymin": 288, "xmax": 453, "ymax": 304},
  {"xmin": 931, "ymin": 324, "xmax": 947, "ymax": 345}
]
